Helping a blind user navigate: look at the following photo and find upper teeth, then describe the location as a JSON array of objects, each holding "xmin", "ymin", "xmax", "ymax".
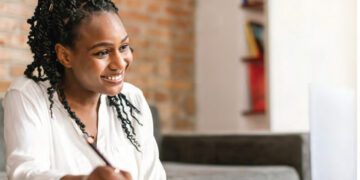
[{"xmin": 104, "ymin": 74, "xmax": 122, "ymax": 81}]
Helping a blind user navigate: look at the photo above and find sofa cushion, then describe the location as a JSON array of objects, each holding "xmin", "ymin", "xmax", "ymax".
[
  {"xmin": 0, "ymin": 172, "xmax": 6, "ymax": 180},
  {"xmin": 161, "ymin": 134, "xmax": 310, "ymax": 180},
  {"xmin": 0, "ymin": 99, "xmax": 5, "ymax": 172},
  {"xmin": 164, "ymin": 162, "xmax": 299, "ymax": 180}
]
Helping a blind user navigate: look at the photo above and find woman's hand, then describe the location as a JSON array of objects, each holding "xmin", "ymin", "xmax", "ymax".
[
  {"xmin": 61, "ymin": 166, "xmax": 132, "ymax": 180},
  {"xmin": 86, "ymin": 166, "xmax": 132, "ymax": 180}
]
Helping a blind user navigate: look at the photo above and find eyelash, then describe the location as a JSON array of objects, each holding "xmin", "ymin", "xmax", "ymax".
[
  {"xmin": 94, "ymin": 49, "xmax": 110, "ymax": 58},
  {"xmin": 93, "ymin": 44, "xmax": 131, "ymax": 58},
  {"xmin": 119, "ymin": 44, "xmax": 130, "ymax": 52}
]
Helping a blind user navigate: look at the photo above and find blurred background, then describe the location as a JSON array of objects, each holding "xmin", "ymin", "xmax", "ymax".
[
  {"xmin": 0, "ymin": 0, "xmax": 358, "ymax": 179},
  {"xmin": 0, "ymin": 0, "xmax": 356, "ymax": 134}
]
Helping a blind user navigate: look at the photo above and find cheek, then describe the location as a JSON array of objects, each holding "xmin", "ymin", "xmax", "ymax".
[
  {"xmin": 125, "ymin": 53, "xmax": 134, "ymax": 68},
  {"xmin": 91, "ymin": 61, "xmax": 109, "ymax": 74},
  {"xmin": 78, "ymin": 59, "xmax": 108, "ymax": 76}
]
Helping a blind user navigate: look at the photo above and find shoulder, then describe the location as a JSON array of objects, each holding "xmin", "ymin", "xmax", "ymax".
[
  {"xmin": 7, "ymin": 75, "xmax": 47, "ymax": 93},
  {"xmin": 120, "ymin": 82, "xmax": 154, "ymax": 145},
  {"xmin": 4, "ymin": 76, "xmax": 48, "ymax": 105},
  {"xmin": 8, "ymin": 76, "xmax": 38, "ymax": 90},
  {"xmin": 121, "ymin": 82, "xmax": 143, "ymax": 96},
  {"xmin": 120, "ymin": 82, "xmax": 146, "ymax": 105},
  {"xmin": 120, "ymin": 82, "xmax": 151, "ymax": 118}
]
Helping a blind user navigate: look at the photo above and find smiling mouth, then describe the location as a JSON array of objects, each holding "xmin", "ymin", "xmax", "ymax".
[{"xmin": 101, "ymin": 73, "xmax": 124, "ymax": 83}]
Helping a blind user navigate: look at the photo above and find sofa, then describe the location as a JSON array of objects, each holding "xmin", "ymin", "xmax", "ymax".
[
  {"xmin": 0, "ymin": 102, "xmax": 311, "ymax": 180},
  {"xmin": 150, "ymin": 107, "xmax": 311, "ymax": 180},
  {"xmin": 0, "ymin": 99, "xmax": 6, "ymax": 180},
  {"xmin": 160, "ymin": 134, "xmax": 310, "ymax": 180}
]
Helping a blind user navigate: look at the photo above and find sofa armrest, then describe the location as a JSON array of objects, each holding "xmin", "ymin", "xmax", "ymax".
[{"xmin": 160, "ymin": 133, "xmax": 310, "ymax": 180}]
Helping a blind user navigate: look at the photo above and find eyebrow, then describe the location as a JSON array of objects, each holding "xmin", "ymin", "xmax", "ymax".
[{"xmin": 87, "ymin": 35, "xmax": 129, "ymax": 51}]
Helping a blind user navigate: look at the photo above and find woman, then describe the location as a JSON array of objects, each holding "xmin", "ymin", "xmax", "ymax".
[{"xmin": 3, "ymin": 0, "xmax": 166, "ymax": 180}]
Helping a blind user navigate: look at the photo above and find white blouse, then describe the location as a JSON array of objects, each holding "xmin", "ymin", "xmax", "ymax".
[{"xmin": 3, "ymin": 76, "xmax": 166, "ymax": 180}]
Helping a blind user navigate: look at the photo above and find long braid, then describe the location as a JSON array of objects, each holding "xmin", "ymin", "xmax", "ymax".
[
  {"xmin": 57, "ymin": 88, "xmax": 92, "ymax": 138},
  {"xmin": 25, "ymin": 0, "xmax": 142, "ymax": 150},
  {"xmin": 108, "ymin": 95, "xmax": 141, "ymax": 151},
  {"xmin": 119, "ymin": 93, "xmax": 143, "ymax": 126}
]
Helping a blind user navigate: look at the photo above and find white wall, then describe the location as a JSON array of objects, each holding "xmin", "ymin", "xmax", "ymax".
[
  {"xmin": 268, "ymin": 0, "xmax": 356, "ymax": 132},
  {"xmin": 195, "ymin": 0, "xmax": 269, "ymax": 133},
  {"xmin": 357, "ymin": 0, "xmax": 360, "ymax": 177}
]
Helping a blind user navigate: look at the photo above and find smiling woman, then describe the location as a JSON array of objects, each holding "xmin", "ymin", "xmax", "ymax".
[
  {"xmin": 55, "ymin": 12, "xmax": 131, "ymax": 98},
  {"xmin": 3, "ymin": 1, "xmax": 166, "ymax": 180}
]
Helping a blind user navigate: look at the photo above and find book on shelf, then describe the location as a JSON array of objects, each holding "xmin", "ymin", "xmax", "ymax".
[
  {"xmin": 242, "ymin": 0, "xmax": 264, "ymax": 9},
  {"xmin": 245, "ymin": 22, "xmax": 259, "ymax": 58},
  {"xmin": 250, "ymin": 22, "xmax": 264, "ymax": 58},
  {"xmin": 242, "ymin": 0, "xmax": 263, "ymax": 5},
  {"xmin": 243, "ymin": 21, "xmax": 266, "ymax": 113},
  {"xmin": 247, "ymin": 63, "xmax": 266, "ymax": 112},
  {"xmin": 244, "ymin": 21, "xmax": 264, "ymax": 60}
]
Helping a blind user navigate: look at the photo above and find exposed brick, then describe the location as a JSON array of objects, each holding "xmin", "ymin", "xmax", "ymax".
[
  {"xmin": 174, "ymin": 43, "xmax": 194, "ymax": 54},
  {"xmin": 10, "ymin": 64, "xmax": 26, "ymax": 77},
  {"xmin": 154, "ymin": 91, "xmax": 169, "ymax": 102},
  {"xmin": 0, "ymin": 64, "xmax": 9, "ymax": 79},
  {"xmin": 166, "ymin": 6, "xmax": 191, "ymax": 17},
  {"xmin": 121, "ymin": 11, "xmax": 151, "ymax": 23},
  {"xmin": 125, "ymin": 26, "xmax": 142, "ymax": 36},
  {"xmin": 24, "ymin": 0, "xmax": 37, "ymax": 6},
  {"xmin": 162, "ymin": 55, "xmax": 176, "ymax": 63},
  {"xmin": 156, "ymin": 17, "xmax": 175, "ymax": 27},
  {"xmin": 185, "ymin": 95, "xmax": 195, "ymax": 115},
  {"xmin": 164, "ymin": 80, "xmax": 192, "ymax": 91},
  {"xmin": 0, "ymin": 33, "xmax": 28, "ymax": 49},
  {"xmin": 0, "ymin": 81, "xmax": 10, "ymax": 92},
  {"xmin": 136, "ymin": 63, "xmax": 155, "ymax": 75},
  {"xmin": 177, "ymin": 57, "xmax": 194, "ymax": 64},
  {"xmin": 131, "ymin": 38, "xmax": 149, "ymax": 49},
  {"xmin": 147, "ymin": 28, "xmax": 171, "ymax": 38},
  {"xmin": 113, "ymin": 0, "xmax": 122, "ymax": 5},
  {"xmin": 0, "ymin": 47, "xmax": 32, "ymax": 63},
  {"xmin": 0, "ymin": 2, "xmax": 34, "ymax": 18},
  {"xmin": 174, "ymin": 119, "xmax": 194, "ymax": 131},
  {"xmin": 175, "ymin": 19, "xmax": 193, "ymax": 29},
  {"xmin": 172, "ymin": 65, "xmax": 193, "ymax": 79},
  {"xmin": 123, "ymin": 0, "xmax": 144, "ymax": 9},
  {"xmin": 156, "ymin": 62, "xmax": 170, "ymax": 77},
  {"xmin": 0, "ymin": 17, "xmax": 18, "ymax": 32},
  {"xmin": 147, "ymin": 3, "xmax": 160, "ymax": 13}
]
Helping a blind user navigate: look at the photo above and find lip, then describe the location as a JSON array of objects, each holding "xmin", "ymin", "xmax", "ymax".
[{"xmin": 101, "ymin": 73, "xmax": 124, "ymax": 84}]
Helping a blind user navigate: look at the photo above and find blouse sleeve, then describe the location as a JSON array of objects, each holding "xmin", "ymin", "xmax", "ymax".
[
  {"xmin": 135, "ymin": 91, "xmax": 166, "ymax": 180},
  {"xmin": 4, "ymin": 89, "xmax": 66, "ymax": 180}
]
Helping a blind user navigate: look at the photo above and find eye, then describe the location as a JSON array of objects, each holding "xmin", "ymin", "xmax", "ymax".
[
  {"xmin": 93, "ymin": 49, "xmax": 110, "ymax": 59},
  {"xmin": 119, "ymin": 44, "xmax": 130, "ymax": 53}
]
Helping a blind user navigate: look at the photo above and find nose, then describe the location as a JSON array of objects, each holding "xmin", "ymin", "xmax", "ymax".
[{"xmin": 109, "ymin": 53, "xmax": 128, "ymax": 71}]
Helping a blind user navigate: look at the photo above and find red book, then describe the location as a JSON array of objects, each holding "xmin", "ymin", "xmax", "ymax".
[{"xmin": 248, "ymin": 63, "xmax": 265, "ymax": 111}]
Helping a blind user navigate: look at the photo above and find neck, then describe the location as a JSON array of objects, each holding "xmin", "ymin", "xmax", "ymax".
[{"xmin": 61, "ymin": 72, "xmax": 100, "ymax": 109}]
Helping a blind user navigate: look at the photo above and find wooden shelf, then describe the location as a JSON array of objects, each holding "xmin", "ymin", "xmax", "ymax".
[
  {"xmin": 240, "ymin": 1, "xmax": 266, "ymax": 118},
  {"xmin": 241, "ymin": 2, "xmax": 264, "ymax": 12},
  {"xmin": 241, "ymin": 57, "xmax": 264, "ymax": 63},
  {"xmin": 242, "ymin": 110, "xmax": 266, "ymax": 116}
]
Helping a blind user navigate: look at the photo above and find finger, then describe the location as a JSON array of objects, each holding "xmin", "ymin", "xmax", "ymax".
[
  {"xmin": 112, "ymin": 169, "xmax": 132, "ymax": 180},
  {"xmin": 119, "ymin": 170, "xmax": 132, "ymax": 180},
  {"xmin": 110, "ymin": 171, "xmax": 128, "ymax": 180},
  {"xmin": 113, "ymin": 168, "xmax": 121, "ymax": 174}
]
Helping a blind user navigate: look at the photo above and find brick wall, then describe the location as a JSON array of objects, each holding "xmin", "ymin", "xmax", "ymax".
[{"xmin": 0, "ymin": 0, "xmax": 195, "ymax": 132}]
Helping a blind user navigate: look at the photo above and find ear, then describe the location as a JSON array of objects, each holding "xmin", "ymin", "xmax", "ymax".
[{"xmin": 55, "ymin": 43, "xmax": 73, "ymax": 68}]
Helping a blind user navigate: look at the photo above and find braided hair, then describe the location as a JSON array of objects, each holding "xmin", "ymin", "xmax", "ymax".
[{"xmin": 25, "ymin": 0, "xmax": 142, "ymax": 151}]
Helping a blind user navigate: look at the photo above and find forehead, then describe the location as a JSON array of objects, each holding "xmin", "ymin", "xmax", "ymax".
[{"xmin": 75, "ymin": 12, "xmax": 127, "ymax": 46}]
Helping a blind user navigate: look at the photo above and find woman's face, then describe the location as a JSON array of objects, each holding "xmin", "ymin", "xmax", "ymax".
[{"xmin": 62, "ymin": 11, "xmax": 132, "ymax": 96}]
